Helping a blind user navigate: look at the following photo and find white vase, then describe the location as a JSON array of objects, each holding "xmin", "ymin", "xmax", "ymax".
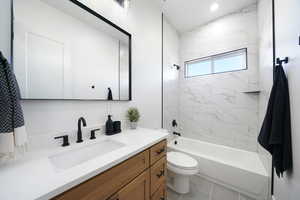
[{"xmin": 130, "ymin": 122, "xmax": 138, "ymax": 129}]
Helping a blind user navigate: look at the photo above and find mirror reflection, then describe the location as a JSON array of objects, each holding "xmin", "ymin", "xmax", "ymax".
[{"xmin": 13, "ymin": 0, "xmax": 131, "ymax": 100}]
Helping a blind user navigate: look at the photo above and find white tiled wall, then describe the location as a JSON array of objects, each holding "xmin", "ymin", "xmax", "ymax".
[{"xmin": 178, "ymin": 4, "xmax": 259, "ymax": 152}]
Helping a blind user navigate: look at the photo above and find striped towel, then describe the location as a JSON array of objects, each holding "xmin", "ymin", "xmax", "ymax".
[{"xmin": 0, "ymin": 51, "xmax": 27, "ymax": 159}]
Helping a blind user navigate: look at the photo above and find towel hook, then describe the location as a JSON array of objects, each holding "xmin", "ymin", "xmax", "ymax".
[{"xmin": 276, "ymin": 57, "xmax": 289, "ymax": 66}]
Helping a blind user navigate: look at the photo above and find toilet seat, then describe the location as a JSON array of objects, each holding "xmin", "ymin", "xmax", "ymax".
[{"xmin": 167, "ymin": 152, "xmax": 198, "ymax": 170}]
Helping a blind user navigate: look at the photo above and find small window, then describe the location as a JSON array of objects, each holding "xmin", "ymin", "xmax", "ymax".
[{"xmin": 185, "ymin": 49, "xmax": 247, "ymax": 78}]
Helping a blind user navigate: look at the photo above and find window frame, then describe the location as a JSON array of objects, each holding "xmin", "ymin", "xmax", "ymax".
[{"xmin": 184, "ymin": 48, "xmax": 248, "ymax": 78}]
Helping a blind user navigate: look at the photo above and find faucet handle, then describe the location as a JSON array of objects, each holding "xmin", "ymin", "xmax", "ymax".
[
  {"xmin": 54, "ymin": 135, "xmax": 70, "ymax": 147},
  {"xmin": 173, "ymin": 132, "xmax": 181, "ymax": 136},
  {"xmin": 90, "ymin": 128, "xmax": 101, "ymax": 140}
]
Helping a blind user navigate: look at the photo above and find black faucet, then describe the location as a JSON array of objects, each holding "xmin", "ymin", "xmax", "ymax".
[
  {"xmin": 77, "ymin": 117, "xmax": 87, "ymax": 143},
  {"xmin": 54, "ymin": 135, "xmax": 70, "ymax": 147}
]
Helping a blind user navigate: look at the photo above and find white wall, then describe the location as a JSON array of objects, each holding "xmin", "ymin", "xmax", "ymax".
[
  {"xmin": 163, "ymin": 17, "xmax": 180, "ymax": 131},
  {"xmin": 273, "ymin": 0, "xmax": 300, "ymax": 199},
  {"xmin": 0, "ymin": 0, "xmax": 162, "ymax": 136},
  {"xmin": 257, "ymin": 0, "xmax": 273, "ymax": 177},
  {"xmin": 178, "ymin": 5, "xmax": 259, "ymax": 151},
  {"xmin": 257, "ymin": 0, "xmax": 300, "ymax": 198}
]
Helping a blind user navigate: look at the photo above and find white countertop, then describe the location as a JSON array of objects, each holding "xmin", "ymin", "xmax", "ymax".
[{"xmin": 0, "ymin": 128, "xmax": 169, "ymax": 200}]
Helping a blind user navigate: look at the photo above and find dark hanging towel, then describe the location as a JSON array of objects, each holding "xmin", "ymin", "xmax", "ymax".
[
  {"xmin": 107, "ymin": 87, "xmax": 113, "ymax": 101},
  {"xmin": 258, "ymin": 65, "xmax": 292, "ymax": 177}
]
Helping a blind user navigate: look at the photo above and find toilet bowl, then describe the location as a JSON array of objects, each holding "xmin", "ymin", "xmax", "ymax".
[{"xmin": 167, "ymin": 151, "xmax": 199, "ymax": 194}]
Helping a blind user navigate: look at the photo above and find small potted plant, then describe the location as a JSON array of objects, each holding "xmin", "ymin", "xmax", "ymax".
[{"xmin": 126, "ymin": 107, "xmax": 140, "ymax": 129}]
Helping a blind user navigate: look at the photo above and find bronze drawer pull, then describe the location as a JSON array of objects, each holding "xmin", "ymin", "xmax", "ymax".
[
  {"xmin": 156, "ymin": 148, "xmax": 165, "ymax": 155},
  {"xmin": 156, "ymin": 170, "xmax": 165, "ymax": 178}
]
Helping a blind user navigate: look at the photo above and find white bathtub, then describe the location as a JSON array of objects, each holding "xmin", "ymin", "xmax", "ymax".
[{"xmin": 168, "ymin": 137, "xmax": 269, "ymax": 200}]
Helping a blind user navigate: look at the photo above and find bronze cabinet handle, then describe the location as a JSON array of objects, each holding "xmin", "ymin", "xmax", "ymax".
[
  {"xmin": 156, "ymin": 170, "xmax": 165, "ymax": 178},
  {"xmin": 156, "ymin": 148, "xmax": 165, "ymax": 155}
]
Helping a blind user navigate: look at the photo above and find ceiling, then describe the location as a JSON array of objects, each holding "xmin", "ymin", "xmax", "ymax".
[
  {"xmin": 156, "ymin": 0, "xmax": 258, "ymax": 33},
  {"xmin": 42, "ymin": 0, "xmax": 129, "ymax": 43}
]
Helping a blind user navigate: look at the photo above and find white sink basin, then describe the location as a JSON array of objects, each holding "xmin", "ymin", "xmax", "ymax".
[{"xmin": 49, "ymin": 139, "xmax": 126, "ymax": 170}]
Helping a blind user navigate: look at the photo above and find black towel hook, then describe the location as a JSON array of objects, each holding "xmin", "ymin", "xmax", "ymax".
[{"xmin": 276, "ymin": 57, "xmax": 289, "ymax": 66}]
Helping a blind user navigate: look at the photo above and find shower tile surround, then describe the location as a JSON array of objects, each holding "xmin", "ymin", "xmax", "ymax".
[
  {"xmin": 178, "ymin": 4, "xmax": 259, "ymax": 152},
  {"xmin": 163, "ymin": 3, "xmax": 273, "ymax": 200}
]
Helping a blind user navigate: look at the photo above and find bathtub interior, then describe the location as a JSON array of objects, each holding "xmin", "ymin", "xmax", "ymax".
[{"xmin": 167, "ymin": 137, "xmax": 270, "ymax": 200}]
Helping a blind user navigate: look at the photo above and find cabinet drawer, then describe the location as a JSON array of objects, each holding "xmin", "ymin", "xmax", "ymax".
[
  {"xmin": 53, "ymin": 150, "xmax": 150, "ymax": 200},
  {"xmin": 151, "ymin": 184, "xmax": 166, "ymax": 200},
  {"xmin": 150, "ymin": 156, "xmax": 167, "ymax": 196},
  {"xmin": 150, "ymin": 140, "xmax": 167, "ymax": 165}
]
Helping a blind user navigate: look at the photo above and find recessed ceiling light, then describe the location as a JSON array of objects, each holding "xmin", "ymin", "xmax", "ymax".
[{"xmin": 210, "ymin": 2, "xmax": 219, "ymax": 12}]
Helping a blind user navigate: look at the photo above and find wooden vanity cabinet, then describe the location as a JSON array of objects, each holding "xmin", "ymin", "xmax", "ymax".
[{"xmin": 52, "ymin": 139, "xmax": 167, "ymax": 200}]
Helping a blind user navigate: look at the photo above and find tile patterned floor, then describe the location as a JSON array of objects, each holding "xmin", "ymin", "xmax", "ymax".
[
  {"xmin": 167, "ymin": 175, "xmax": 257, "ymax": 200},
  {"xmin": 167, "ymin": 183, "xmax": 210, "ymax": 200}
]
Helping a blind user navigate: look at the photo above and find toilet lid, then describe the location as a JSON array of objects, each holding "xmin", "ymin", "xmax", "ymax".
[{"xmin": 167, "ymin": 152, "xmax": 198, "ymax": 169}]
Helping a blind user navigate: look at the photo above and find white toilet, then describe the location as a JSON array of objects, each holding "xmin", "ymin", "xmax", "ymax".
[{"xmin": 167, "ymin": 151, "xmax": 199, "ymax": 194}]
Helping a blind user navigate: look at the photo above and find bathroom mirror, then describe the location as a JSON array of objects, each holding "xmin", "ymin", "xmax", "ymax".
[{"xmin": 12, "ymin": 0, "xmax": 131, "ymax": 101}]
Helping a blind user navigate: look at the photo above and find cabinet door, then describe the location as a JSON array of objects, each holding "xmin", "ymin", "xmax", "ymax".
[
  {"xmin": 151, "ymin": 184, "xmax": 166, "ymax": 200},
  {"xmin": 118, "ymin": 169, "xmax": 150, "ymax": 200},
  {"xmin": 150, "ymin": 140, "xmax": 167, "ymax": 165},
  {"xmin": 150, "ymin": 157, "xmax": 167, "ymax": 196}
]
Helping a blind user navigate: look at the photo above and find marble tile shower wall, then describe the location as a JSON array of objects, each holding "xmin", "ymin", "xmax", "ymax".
[
  {"xmin": 178, "ymin": 5, "xmax": 259, "ymax": 152},
  {"xmin": 257, "ymin": 0, "xmax": 273, "ymax": 174}
]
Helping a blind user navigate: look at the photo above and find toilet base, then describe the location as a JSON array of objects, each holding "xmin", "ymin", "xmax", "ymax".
[{"xmin": 167, "ymin": 170, "xmax": 190, "ymax": 194}]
